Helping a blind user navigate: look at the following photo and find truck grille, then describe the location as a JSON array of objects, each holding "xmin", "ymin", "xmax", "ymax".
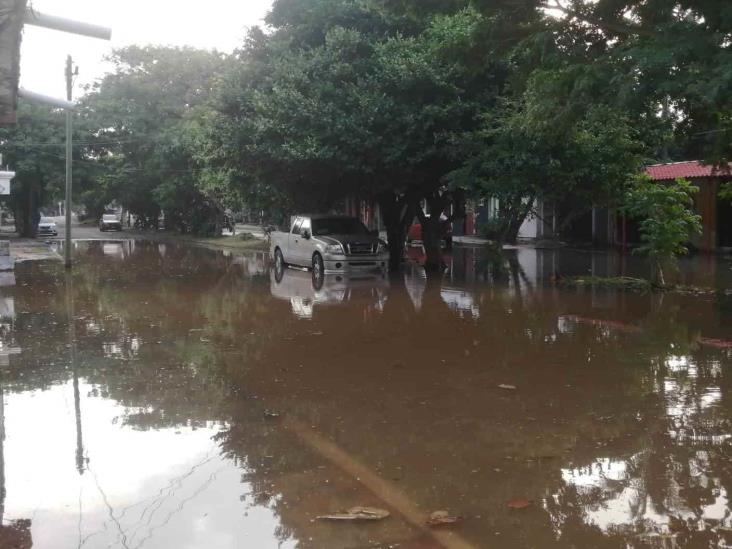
[{"xmin": 347, "ymin": 242, "xmax": 376, "ymax": 255}]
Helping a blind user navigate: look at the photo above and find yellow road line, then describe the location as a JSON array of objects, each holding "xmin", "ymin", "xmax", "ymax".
[{"xmin": 284, "ymin": 417, "xmax": 478, "ymax": 549}]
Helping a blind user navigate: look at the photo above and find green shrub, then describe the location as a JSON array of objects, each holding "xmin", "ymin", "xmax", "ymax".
[
  {"xmin": 622, "ymin": 175, "xmax": 702, "ymax": 286},
  {"xmin": 477, "ymin": 217, "xmax": 507, "ymax": 240}
]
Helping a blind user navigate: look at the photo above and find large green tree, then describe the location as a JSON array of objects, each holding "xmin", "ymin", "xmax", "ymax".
[
  {"xmin": 203, "ymin": 1, "xmax": 504, "ymax": 270},
  {"xmin": 0, "ymin": 103, "xmax": 97, "ymax": 237},
  {"xmin": 81, "ymin": 46, "xmax": 231, "ymax": 233},
  {"xmin": 473, "ymin": 0, "xmax": 732, "ymax": 164}
]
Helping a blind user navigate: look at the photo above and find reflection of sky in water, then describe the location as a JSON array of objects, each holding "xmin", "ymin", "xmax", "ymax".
[
  {"xmin": 2, "ymin": 383, "xmax": 295, "ymax": 548},
  {"xmin": 666, "ymin": 355, "xmax": 695, "ymax": 376},
  {"xmin": 440, "ymin": 288, "xmax": 480, "ymax": 319},
  {"xmin": 103, "ymin": 243, "xmax": 124, "ymax": 257},
  {"xmin": 102, "ymin": 337, "xmax": 141, "ymax": 360},
  {"xmin": 560, "ymin": 454, "xmax": 731, "ymax": 533},
  {"xmin": 561, "ymin": 457, "xmax": 627, "ymax": 487},
  {"xmin": 558, "ymin": 347, "xmax": 732, "ymax": 539}
]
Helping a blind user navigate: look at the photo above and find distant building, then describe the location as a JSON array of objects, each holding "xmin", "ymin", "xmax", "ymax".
[
  {"xmin": 643, "ymin": 161, "xmax": 732, "ymax": 251},
  {"xmin": 467, "ymin": 161, "xmax": 732, "ymax": 252}
]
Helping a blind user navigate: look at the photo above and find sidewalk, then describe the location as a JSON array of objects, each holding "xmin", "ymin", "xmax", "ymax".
[
  {"xmin": 453, "ymin": 235, "xmax": 493, "ymax": 245},
  {"xmin": 9, "ymin": 238, "xmax": 61, "ymax": 262},
  {"xmin": 0, "ymin": 233, "xmax": 61, "ymax": 263}
]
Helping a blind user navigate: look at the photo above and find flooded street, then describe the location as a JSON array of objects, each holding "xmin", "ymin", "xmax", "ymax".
[{"xmin": 0, "ymin": 240, "xmax": 730, "ymax": 548}]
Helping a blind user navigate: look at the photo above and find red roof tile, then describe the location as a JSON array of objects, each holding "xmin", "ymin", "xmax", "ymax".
[{"xmin": 645, "ymin": 161, "xmax": 732, "ymax": 181}]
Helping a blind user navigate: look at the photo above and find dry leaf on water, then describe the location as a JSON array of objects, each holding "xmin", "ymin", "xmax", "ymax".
[
  {"xmin": 317, "ymin": 506, "xmax": 390, "ymax": 521},
  {"xmin": 426, "ymin": 511, "xmax": 463, "ymax": 527},
  {"xmin": 498, "ymin": 384, "xmax": 517, "ymax": 390},
  {"xmin": 506, "ymin": 499, "xmax": 533, "ymax": 510}
]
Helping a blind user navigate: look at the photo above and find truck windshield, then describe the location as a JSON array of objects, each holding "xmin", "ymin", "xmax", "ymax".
[{"xmin": 312, "ymin": 217, "xmax": 369, "ymax": 236}]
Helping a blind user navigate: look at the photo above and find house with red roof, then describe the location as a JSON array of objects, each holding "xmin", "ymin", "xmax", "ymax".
[
  {"xmin": 643, "ymin": 161, "xmax": 732, "ymax": 251},
  {"xmin": 465, "ymin": 160, "xmax": 731, "ymax": 252}
]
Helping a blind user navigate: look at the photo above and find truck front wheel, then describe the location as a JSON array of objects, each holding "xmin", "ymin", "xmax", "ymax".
[
  {"xmin": 274, "ymin": 248, "xmax": 286, "ymax": 270},
  {"xmin": 312, "ymin": 252, "xmax": 324, "ymax": 280}
]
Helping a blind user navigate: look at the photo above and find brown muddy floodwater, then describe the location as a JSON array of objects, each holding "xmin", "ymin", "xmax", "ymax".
[{"xmin": 0, "ymin": 240, "xmax": 730, "ymax": 549}]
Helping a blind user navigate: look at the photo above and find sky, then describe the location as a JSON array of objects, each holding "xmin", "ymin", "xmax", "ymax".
[{"xmin": 19, "ymin": 0, "xmax": 274, "ymax": 100}]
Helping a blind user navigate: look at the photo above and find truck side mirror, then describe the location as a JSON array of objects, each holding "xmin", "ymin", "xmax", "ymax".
[{"xmin": 302, "ymin": 229, "xmax": 311, "ymax": 239}]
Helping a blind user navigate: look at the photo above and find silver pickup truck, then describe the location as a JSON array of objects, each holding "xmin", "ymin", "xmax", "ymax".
[{"xmin": 271, "ymin": 214, "xmax": 389, "ymax": 277}]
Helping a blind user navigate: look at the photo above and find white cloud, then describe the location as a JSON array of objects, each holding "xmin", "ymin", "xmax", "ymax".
[{"xmin": 19, "ymin": 0, "xmax": 273, "ymax": 99}]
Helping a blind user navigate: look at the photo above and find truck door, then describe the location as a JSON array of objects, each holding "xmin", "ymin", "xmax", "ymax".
[
  {"xmin": 289, "ymin": 217, "xmax": 304, "ymax": 266},
  {"xmin": 299, "ymin": 218, "xmax": 313, "ymax": 266}
]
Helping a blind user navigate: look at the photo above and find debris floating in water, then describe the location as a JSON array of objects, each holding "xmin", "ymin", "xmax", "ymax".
[
  {"xmin": 426, "ymin": 510, "xmax": 463, "ymax": 527},
  {"xmin": 317, "ymin": 506, "xmax": 390, "ymax": 521},
  {"xmin": 506, "ymin": 499, "xmax": 533, "ymax": 510}
]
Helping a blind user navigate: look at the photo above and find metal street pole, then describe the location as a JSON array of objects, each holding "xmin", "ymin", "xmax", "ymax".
[
  {"xmin": 64, "ymin": 56, "xmax": 73, "ymax": 268},
  {"xmin": 24, "ymin": 9, "xmax": 112, "ymax": 40}
]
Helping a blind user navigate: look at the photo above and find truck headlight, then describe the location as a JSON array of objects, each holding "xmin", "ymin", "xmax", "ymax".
[
  {"xmin": 377, "ymin": 242, "xmax": 388, "ymax": 253},
  {"xmin": 325, "ymin": 244, "xmax": 344, "ymax": 254}
]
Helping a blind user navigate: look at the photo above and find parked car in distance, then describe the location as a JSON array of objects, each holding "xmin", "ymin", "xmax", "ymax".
[
  {"xmin": 270, "ymin": 214, "xmax": 389, "ymax": 277},
  {"xmin": 37, "ymin": 218, "xmax": 58, "ymax": 236},
  {"xmin": 99, "ymin": 214, "xmax": 122, "ymax": 232}
]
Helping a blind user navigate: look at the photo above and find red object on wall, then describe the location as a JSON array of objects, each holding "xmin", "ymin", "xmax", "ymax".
[
  {"xmin": 408, "ymin": 223, "xmax": 422, "ymax": 241},
  {"xmin": 465, "ymin": 212, "xmax": 475, "ymax": 236}
]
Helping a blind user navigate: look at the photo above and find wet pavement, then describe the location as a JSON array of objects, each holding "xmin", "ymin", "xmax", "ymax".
[{"xmin": 0, "ymin": 240, "xmax": 730, "ymax": 548}]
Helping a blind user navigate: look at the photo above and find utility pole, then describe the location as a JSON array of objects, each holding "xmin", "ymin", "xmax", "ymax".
[{"xmin": 64, "ymin": 56, "xmax": 75, "ymax": 268}]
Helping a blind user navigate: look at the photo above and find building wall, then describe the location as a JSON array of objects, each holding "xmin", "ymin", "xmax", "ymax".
[
  {"xmin": 692, "ymin": 177, "xmax": 719, "ymax": 252},
  {"xmin": 518, "ymin": 212, "xmax": 538, "ymax": 239}
]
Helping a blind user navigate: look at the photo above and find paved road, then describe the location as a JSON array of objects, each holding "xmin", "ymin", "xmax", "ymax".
[{"xmin": 48, "ymin": 224, "xmax": 139, "ymax": 241}]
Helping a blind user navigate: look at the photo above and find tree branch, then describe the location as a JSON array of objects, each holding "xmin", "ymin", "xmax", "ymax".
[{"xmin": 543, "ymin": 0, "xmax": 657, "ymax": 38}]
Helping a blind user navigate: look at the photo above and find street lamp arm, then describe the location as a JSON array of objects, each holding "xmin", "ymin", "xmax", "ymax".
[
  {"xmin": 24, "ymin": 8, "xmax": 112, "ymax": 41},
  {"xmin": 18, "ymin": 88, "xmax": 75, "ymax": 110}
]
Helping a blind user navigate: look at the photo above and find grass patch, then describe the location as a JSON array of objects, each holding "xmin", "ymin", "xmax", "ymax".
[
  {"xmin": 562, "ymin": 276, "xmax": 653, "ymax": 292},
  {"xmin": 562, "ymin": 276, "xmax": 729, "ymax": 297},
  {"xmin": 161, "ymin": 233, "xmax": 268, "ymax": 251}
]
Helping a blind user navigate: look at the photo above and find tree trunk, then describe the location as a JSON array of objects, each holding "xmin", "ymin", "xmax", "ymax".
[
  {"xmin": 503, "ymin": 217, "xmax": 523, "ymax": 245},
  {"xmin": 417, "ymin": 192, "xmax": 452, "ymax": 274},
  {"xmin": 422, "ymin": 215, "xmax": 443, "ymax": 273},
  {"xmin": 500, "ymin": 196, "xmax": 535, "ymax": 245},
  {"xmin": 378, "ymin": 191, "xmax": 415, "ymax": 272},
  {"xmin": 654, "ymin": 258, "xmax": 666, "ymax": 287},
  {"xmin": 14, "ymin": 181, "xmax": 40, "ymax": 238}
]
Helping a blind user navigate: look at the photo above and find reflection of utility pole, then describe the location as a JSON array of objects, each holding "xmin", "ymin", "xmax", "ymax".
[
  {"xmin": 64, "ymin": 56, "xmax": 77, "ymax": 269},
  {"xmin": 73, "ymin": 371, "xmax": 84, "ymax": 475},
  {"xmin": 63, "ymin": 60, "xmax": 84, "ymax": 473},
  {"xmin": 0, "ymin": 381, "xmax": 5, "ymax": 523},
  {"xmin": 65, "ymin": 271, "xmax": 85, "ymax": 475}
]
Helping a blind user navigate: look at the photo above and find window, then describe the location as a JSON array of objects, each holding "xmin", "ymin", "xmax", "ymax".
[
  {"xmin": 291, "ymin": 218, "xmax": 303, "ymax": 235},
  {"xmin": 312, "ymin": 217, "xmax": 369, "ymax": 236},
  {"xmin": 301, "ymin": 218, "xmax": 311, "ymax": 235}
]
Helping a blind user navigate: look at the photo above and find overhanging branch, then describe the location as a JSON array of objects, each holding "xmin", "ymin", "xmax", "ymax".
[{"xmin": 543, "ymin": 0, "xmax": 657, "ymax": 38}]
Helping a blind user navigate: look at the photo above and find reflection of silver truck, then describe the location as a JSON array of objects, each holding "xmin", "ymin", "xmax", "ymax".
[
  {"xmin": 271, "ymin": 267, "xmax": 389, "ymax": 319},
  {"xmin": 270, "ymin": 214, "xmax": 389, "ymax": 276}
]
